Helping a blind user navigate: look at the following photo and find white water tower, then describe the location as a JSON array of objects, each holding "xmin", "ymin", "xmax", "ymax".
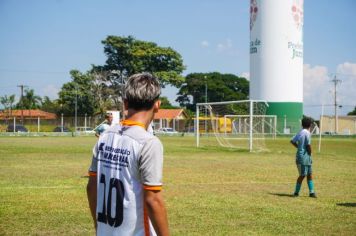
[{"xmin": 250, "ymin": 0, "xmax": 304, "ymax": 132}]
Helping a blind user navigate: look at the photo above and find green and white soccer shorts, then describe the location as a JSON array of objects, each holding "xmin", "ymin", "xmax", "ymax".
[{"xmin": 297, "ymin": 164, "xmax": 312, "ymax": 176}]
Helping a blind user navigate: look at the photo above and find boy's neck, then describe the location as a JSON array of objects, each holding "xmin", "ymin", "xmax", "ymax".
[{"xmin": 125, "ymin": 109, "xmax": 154, "ymax": 130}]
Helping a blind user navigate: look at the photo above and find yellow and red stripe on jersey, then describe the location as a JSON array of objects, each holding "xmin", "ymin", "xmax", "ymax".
[
  {"xmin": 88, "ymin": 171, "xmax": 97, "ymax": 177},
  {"xmin": 143, "ymin": 185, "xmax": 162, "ymax": 191}
]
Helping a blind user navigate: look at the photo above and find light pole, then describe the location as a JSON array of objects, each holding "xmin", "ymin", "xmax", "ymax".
[
  {"xmin": 111, "ymin": 70, "xmax": 125, "ymax": 120},
  {"xmin": 74, "ymin": 85, "xmax": 78, "ymax": 134},
  {"xmin": 331, "ymin": 75, "xmax": 341, "ymax": 134},
  {"xmin": 204, "ymin": 76, "xmax": 208, "ymax": 134},
  {"xmin": 61, "ymin": 113, "xmax": 64, "ymax": 132},
  {"xmin": 85, "ymin": 113, "xmax": 87, "ymax": 130},
  {"xmin": 17, "ymin": 84, "xmax": 28, "ymax": 125}
]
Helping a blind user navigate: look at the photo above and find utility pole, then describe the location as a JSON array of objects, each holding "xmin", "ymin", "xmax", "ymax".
[
  {"xmin": 331, "ymin": 75, "xmax": 342, "ymax": 134},
  {"xmin": 17, "ymin": 84, "xmax": 28, "ymax": 125}
]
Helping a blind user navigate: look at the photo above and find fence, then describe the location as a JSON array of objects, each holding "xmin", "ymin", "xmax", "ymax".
[
  {"xmin": 2, "ymin": 114, "xmax": 354, "ymax": 136},
  {"xmin": 0, "ymin": 116, "xmax": 102, "ymax": 133}
]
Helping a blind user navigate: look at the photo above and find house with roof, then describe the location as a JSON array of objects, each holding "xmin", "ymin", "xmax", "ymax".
[
  {"xmin": 153, "ymin": 108, "xmax": 189, "ymax": 132},
  {"xmin": 0, "ymin": 109, "xmax": 58, "ymax": 132},
  {"xmin": 0, "ymin": 109, "xmax": 57, "ymax": 120}
]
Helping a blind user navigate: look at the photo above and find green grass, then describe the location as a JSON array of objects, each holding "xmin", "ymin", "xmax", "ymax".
[{"xmin": 0, "ymin": 136, "xmax": 355, "ymax": 235}]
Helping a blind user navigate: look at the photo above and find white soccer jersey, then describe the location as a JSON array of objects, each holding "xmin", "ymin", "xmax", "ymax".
[{"xmin": 89, "ymin": 121, "xmax": 164, "ymax": 236}]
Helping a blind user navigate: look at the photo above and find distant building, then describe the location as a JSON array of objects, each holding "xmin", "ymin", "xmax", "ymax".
[
  {"xmin": 153, "ymin": 109, "xmax": 189, "ymax": 131},
  {"xmin": 320, "ymin": 115, "xmax": 356, "ymax": 135},
  {"xmin": 0, "ymin": 109, "xmax": 57, "ymax": 120}
]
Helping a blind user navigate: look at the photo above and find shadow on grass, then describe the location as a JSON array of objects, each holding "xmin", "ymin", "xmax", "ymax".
[
  {"xmin": 337, "ymin": 203, "xmax": 356, "ymax": 207},
  {"xmin": 268, "ymin": 192, "xmax": 295, "ymax": 198}
]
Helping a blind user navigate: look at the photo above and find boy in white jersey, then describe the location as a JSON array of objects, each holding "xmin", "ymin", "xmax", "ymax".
[{"xmin": 86, "ymin": 73, "xmax": 169, "ymax": 236}]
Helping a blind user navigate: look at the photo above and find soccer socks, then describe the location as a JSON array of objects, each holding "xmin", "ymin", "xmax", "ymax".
[
  {"xmin": 307, "ymin": 180, "xmax": 315, "ymax": 194},
  {"xmin": 294, "ymin": 182, "xmax": 302, "ymax": 195},
  {"xmin": 294, "ymin": 180, "xmax": 315, "ymax": 196}
]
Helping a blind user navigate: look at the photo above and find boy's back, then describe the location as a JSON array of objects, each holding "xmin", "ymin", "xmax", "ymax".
[
  {"xmin": 290, "ymin": 117, "xmax": 316, "ymax": 198},
  {"xmin": 93, "ymin": 124, "xmax": 163, "ymax": 235},
  {"xmin": 291, "ymin": 128, "xmax": 312, "ymax": 165}
]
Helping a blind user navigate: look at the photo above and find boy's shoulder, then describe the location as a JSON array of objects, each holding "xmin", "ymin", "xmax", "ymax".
[
  {"xmin": 292, "ymin": 129, "xmax": 310, "ymax": 142},
  {"xmin": 295, "ymin": 128, "xmax": 310, "ymax": 137},
  {"xmin": 301, "ymin": 128, "xmax": 310, "ymax": 135}
]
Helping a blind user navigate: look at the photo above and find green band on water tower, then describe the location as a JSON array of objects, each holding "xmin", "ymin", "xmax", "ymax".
[{"xmin": 266, "ymin": 102, "xmax": 303, "ymax": 133}]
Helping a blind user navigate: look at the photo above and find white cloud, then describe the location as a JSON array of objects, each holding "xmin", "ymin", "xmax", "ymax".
[
  {"xmin": 336, "ymin": 62, "xmax": 356, "ymax": 112},
  {"xmin": 337, "ymin": 62, "xmax": 356, "ymax": 75},
  {"xmin": 200, "ymin": 40, "xmax": 209, "ymax": 48},
  {"xmin": 303, "ymin": 64, "xmax": 330, "ymax": 105},
  {"xmin": 303, "ymin": 64, "xmax": 332, "ymax": 118},
  {"xmin": 42, "ymin": 85, "xmax": 59, "ymax": 99},
  {"xmin": 303, "ymin": 62, "xmax": 356, "ymax": 118},
  {"xmin": 240, "ymin": 72, "xmax": 250, "ymax": 81},
  {"xmin": 217, "ymin": 38, "xmax": 233, "ymax": 53}
]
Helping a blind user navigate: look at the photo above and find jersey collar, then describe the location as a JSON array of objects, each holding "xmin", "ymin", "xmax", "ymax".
[{"xmin": 121, "ymin": 120, "xmax": 146, "ymax": 129}]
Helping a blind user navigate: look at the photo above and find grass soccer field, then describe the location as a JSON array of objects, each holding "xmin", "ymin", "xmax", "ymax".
[{"xmin": 0, "ymin": 136, "xmax": 355, "ymax": 235}]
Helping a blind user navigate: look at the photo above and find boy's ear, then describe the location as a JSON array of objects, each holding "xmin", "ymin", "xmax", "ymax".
[
  {"xmin": 124, "ymin": 100, "xmax": 129, "ymax": 110},
  {"xmin": 153, "ymin": 100, "xmax": 161, "ymax": 113}
]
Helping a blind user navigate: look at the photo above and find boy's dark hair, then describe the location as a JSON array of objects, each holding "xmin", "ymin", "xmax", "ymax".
[
  {"xmin": 124, "ymin": 73, "xmax": 161, "ymax": 110},
  {"xmin": 302, "ymin": 117, "xmax": 312, "ymax": 129}
]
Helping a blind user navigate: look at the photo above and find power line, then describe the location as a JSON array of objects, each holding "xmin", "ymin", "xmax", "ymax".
[{"xmin": 0, "ymin": 68, "xmax": 68, "ymax": 74}]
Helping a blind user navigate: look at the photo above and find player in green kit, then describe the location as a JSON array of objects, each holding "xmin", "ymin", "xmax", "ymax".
[{"xmin": 290, "ymin": 117, "xmax": 317, "ymax": 198}]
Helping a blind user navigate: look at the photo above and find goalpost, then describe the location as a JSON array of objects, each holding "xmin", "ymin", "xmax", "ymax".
[
  {"xmin": 224, "ymin": 114, "xmax": 277, "ymax": 138},
  {"xmin": 196, "ymin": 100, "xmax": 275, "ymax": 152}
]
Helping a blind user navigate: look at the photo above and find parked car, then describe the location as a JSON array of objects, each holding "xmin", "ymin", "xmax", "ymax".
[
  {"xmin": 53, "ymin": 126, "xmax": 71, "ymax": 132},
  {"xmin": 156, "ymin": 128, "xmax": 178, "ymax": 135},
  {"xmin": 323, "ymin": 131, "xmax": 336, "ymax": 135},
  {"xmin": 6, "ymin": 124, "xmax": 28, "ymax": 132},
  {"xmin": 76, "ymin": 127, "xmax": 95, "ymax": 134}
]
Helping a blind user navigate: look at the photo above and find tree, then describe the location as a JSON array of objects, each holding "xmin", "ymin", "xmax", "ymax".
[
  {"xmin": 347, "ymin": 106, "xmax": 356, "ymax": 115},
  {"xmin": 0, "ymin": 94, "xmax": 16, "ymax": 117},
  {"xmin": 91, "ymin": 36, "xmax": 186, "ymax": 113},
  {"xmin": 41, "ymin": 96, "xmax": 61, "ymax": 113},
  {"xmin": 160, "ymin": 96, "xmax": 178, "ymax": 109},
  {"xmin": 0, "ymin": 94, "xmax": 15, "ymax": 110},
  {"xmin": 91, "ymin": 70, "xmax": 118, "ymax": 114},
  {"xmin": 176, "ymin": 72, "xmax": 249, "ymax": 111},
  {"xmin": 19, "ymin": 89, "xmax": 41, "ymax": 109},
  {"xmin": 58, "ymin": 70, "xmax": 97, "ymax": 116},
  {"xmin": 98, "ymin": 35, "xmax": 185, "ymax": 86}
]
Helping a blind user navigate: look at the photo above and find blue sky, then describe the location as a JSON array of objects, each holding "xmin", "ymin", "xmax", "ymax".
[{"xmin": 0, "ymin": 0, "xmax": 355, "ymax": 118}]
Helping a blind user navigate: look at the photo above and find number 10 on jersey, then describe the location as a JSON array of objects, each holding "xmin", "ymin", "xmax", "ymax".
[{"xmin": 97, "ymin": 173, "xmax": 125, "ymax": 227}]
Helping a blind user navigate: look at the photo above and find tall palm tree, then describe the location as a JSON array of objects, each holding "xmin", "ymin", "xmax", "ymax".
[
  {"xmin": 21, "ymin": 89, "xmax": 41, "ymax": 119},
  {"xmin": 22, "ymin": 89, "xmax": 42, "ymax": 109},
  {"xmin": 0, "ymin": 94, "xmax": 16, "ymax": 120}
]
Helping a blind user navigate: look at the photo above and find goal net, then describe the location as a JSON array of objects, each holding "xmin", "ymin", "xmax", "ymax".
[{"xmin": 196, "ymin": 100, "xmax": 276, "ymax": 151}]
